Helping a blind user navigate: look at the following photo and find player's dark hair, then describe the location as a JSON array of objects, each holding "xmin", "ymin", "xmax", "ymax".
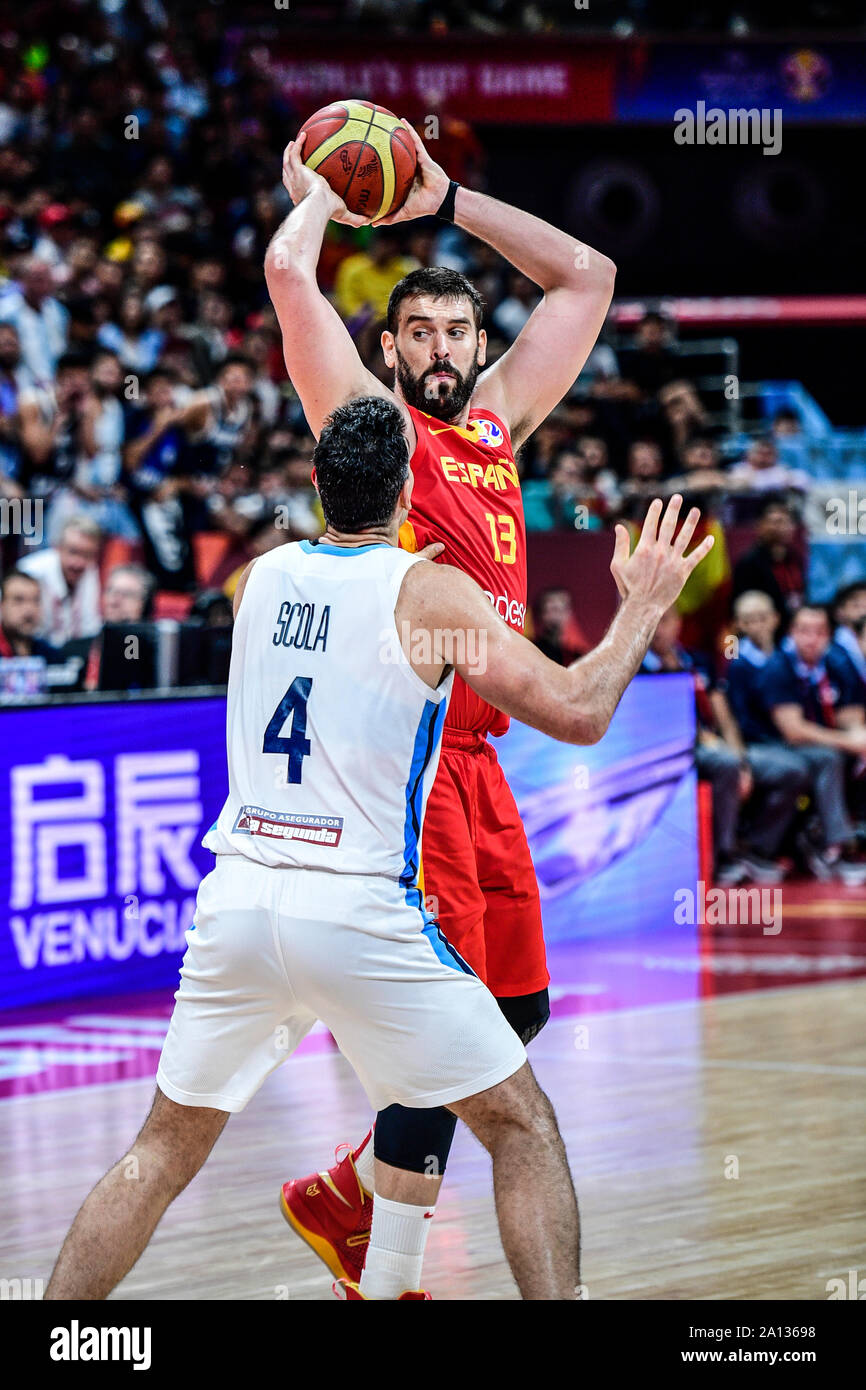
[
  {"xmin": 313, "ymin": 396, "xmax": 409, "ymax": 533},
  {"xmin": 387, "ymin": 267, "xmax": 485, "ymax": 335}
]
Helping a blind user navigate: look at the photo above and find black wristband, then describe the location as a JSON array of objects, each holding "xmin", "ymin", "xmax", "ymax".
[{"xmin": 436, "ymin": 179, "xmax": 460, "ymax": 223}]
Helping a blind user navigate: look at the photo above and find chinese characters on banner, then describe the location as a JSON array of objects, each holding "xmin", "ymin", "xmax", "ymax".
[{"xmin": 0, "ymin": 699, "xmax": 227, "ymax": 1007}]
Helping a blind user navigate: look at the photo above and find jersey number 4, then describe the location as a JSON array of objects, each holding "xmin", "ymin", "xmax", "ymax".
[{"xmin": 263, "ymin": 677, "xmax": 312, "ymax": 784}]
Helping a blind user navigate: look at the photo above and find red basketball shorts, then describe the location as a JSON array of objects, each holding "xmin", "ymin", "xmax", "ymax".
[{"xmin": 419, "ymin": 728, "xmax": 549, "ymax": 998}]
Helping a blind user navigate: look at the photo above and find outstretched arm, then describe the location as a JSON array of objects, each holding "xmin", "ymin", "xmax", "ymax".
[
  {"xmin": 399, "ymin": 496, "xmax": 714, "ymax": 745},
  {"xmin": 265, "ymin": 137, "xmax": 411, "ymax": 441},
  {"xmin": 379, "ymin": 122, "xmax": 616, "ymax": 450}
]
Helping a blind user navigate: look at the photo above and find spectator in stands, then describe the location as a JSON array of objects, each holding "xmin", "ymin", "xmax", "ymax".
[
  {"xmin": 728, "ymin": 434, "xmax": 810, "ymax": 493},
  {"xmin": 731, "ymin": 497, "xmax": 805, "ymax": 626},
  {"xmin": 181, "ymin": 352, "xmax": 257, "ymax": 476},
  {"xmin": 658, "ymin": 379, "xmax": 712, "ymax": 462},
  {"xmin": 665, "ymin": 435, "xmax": 730, "ymax": 497},
  {"xmin": 758, "ymin": 604, "xmax": 866, "ymax": 884},
  {"xmin": 132, "ymin": 154, "xmax": 202, "ymax": 235},
  {"xmin": 0, "ymin": 322, "xmax": 28, "ymax": 486},
  {"xmin": 405, "ymin": 223, "xmax": 438, "ymax": 270},
  {"xmin": 123, "ymin": 368, "xmax": 197, "ymax": 592},
  {"xmin": 77, "ymin": 561, "xmax": 158, "ymax": 691},
  {"xmin": 574, "ymin": 317, "xmax": 637, "ymax": 404},
  {"xmin": 130, "ymin": 241, "xmax": 168, "ymax": 298},
  {"xmin": 619, "ymin": 311, "xmax": 678, "ymax": 398},
  {"xmin": 575, "ymin": 434, "xmax": 620, "ymax": 511},
  {"xmin": 642, "ymin": 605, "xmax": 788, "ymax": 884},
  {"xmin": 720, "ymin": 590, "xmax": 810, "ymax": 858},
  {"xmin": 32, "ymin": 203, "xmax": 77, "ymax": 277},
  {"xmin": 47, "ymin": 349, "xmax": 135, "ymax": 543},
  {"xmin": 241, "ymin": 327, "xmax": 281, "ymax": 428},
  {"xmin": 618, "ymin": 439, "xmax": 665, "ymax": 517},
  {"xmin": 772, "ymin": 406, "xmax": 802, "ymax": 439},
  {"xmin": 523, "ymin": 450, "xmax": 606, "ymax": 532},
  {"xmin": 830, "ymin": 581, "xmax": 866, "ymax": 696},
  {"xmin": 64, "ymin": 236, "xmax": 104, "ymax": 301},
  {"xmin": 454, "ymin": 238, "xmax": 504, "ymax": 306},
  {"xmin": 124, "ymin": 367, "xmax": 185, "ymax": 488},
  {"xmin": 492, "ymin": 270, "xmax": 540, "ymax": 343},
  {"xmin": 0, "ymin": 568, "xmax": 61, "ymax": 662},
  {"xmin": 18, "ymin": 515, "xmax": 102, "ymax": 646},
  {"xmin": 97, "ymin": 290, "xmax": 163, "ymax": 375},
  {"xmin": 334, "ymin": 227, "xmax": 418, "ymax": 325},
  {"xmin": 191, "ymin": 589, "xmax": 234, "ymax": 629},
  {"xmin": 87, "ymin": 561, "xmax": 163, "ymax": 693},
  {"xmin": 0, "ymin": 448, "xmax": 24, "ymax": 576},
  {"xmin": 185, "ymin": 290, "xmax": 233, "ymax": 382},
  {"xmin": 17, "ymin": 351, "xmax": 90, "ymax": 515},
  {"xmin": 531, "ymin": 587, "xmax": 591, "ymax": 665},
  {"xmin": 724, "ymin": 591, "xmax": 779, "ymax": 738},
  {"xmin": 223, "ymin": 518, "xmax": 289, "ymax": 600},
  {"xmin": 102, "ymin": 563, "xmax": 155, "ymax": 624},
  {"xmin": 518, "ymin": 406, "xmax": 573, "ymax": 481},
  {"xmin": 0, "ymin": 255, "xmax": 69, "ymax": 388},
  {"xmin": 275, "ymin": 448, "xmax": 323, "ymax": 539},
  {"xmin": 206, "ymin": 461, "xmax": 261, "ymax": 541},
  {"xmin": 854, "ymin": 614, "xmax": 866, "ymax": 684}
]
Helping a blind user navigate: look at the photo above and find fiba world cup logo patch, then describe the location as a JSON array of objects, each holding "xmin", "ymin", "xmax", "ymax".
[{"xmin": 473, "ymin": 418, "xmax": 504, "ymax": 448}]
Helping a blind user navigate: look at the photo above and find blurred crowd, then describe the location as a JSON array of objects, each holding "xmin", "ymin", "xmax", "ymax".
[
  {"xmin": 326, "ymin": 0, "xmax": 863, "ymax": 36},
  {"xmin": 1, "ymin": 2, "xmax": 865, "ymax": 881}
]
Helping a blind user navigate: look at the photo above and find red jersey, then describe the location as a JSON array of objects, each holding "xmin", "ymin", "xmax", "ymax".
[{"xmin": 400, "ymin": 403, "xmax": 527, "ymax": 737}]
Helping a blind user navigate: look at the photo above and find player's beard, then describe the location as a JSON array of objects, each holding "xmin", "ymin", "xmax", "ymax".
[{"xmin": 394, "ymin": 350, "xmax": 480, "ymax": 422}]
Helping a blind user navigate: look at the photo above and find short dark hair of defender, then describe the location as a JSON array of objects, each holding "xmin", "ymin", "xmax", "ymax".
[
  {"xmin": 387, "ymin": 266, "xmax": 485, "ymax": 335},
  {"xmin": 313, "ymin": 395, "xmax": 409, "ymax": 533}
]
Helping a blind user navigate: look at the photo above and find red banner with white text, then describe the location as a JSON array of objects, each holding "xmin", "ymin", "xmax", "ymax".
[{"xmin": 268, "ymin": 38, "xmax": 616, "ymax": 125}]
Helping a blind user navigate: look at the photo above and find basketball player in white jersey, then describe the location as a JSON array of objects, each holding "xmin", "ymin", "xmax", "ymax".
[{"xmin": 45, "ymin": 396, "xmax": 712, "ymax": 1302}]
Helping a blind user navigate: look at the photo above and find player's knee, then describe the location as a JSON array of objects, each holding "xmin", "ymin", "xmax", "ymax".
[
  {"xmin": 496, "ymin": 988, "xmax": 550, "ymax": 1046},
  {"xmin": 456, "ymin": 1061, "xmax": 558, "ymax": 1150}
]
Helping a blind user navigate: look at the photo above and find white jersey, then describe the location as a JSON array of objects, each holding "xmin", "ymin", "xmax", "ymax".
[{"xmin": 204, "ymin": 539, "xmax": 453, "ymax": 886}]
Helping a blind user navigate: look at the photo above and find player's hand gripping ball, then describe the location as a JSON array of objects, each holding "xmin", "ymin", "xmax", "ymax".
[{"xmin": 297, "ymin": 100, "xmax": 417, "ymax": 222}]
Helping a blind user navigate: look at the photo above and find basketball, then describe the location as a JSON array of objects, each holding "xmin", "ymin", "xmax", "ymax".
[{"xmin": 298, "ymin": 99, "xmax": 417, "ymax": 221}]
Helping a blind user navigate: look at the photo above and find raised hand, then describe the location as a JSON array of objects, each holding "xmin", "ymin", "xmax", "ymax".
[
  {"xmin": 610, "ymin": 495, "xmax": 715, "ymax": 612},
  {"xmin": 372, "ymin": 120, "xmax": 450, "ymax": 226},
  {"xmin": 281, "ymin": 135, "xmax": 370, "ymax": 228}
]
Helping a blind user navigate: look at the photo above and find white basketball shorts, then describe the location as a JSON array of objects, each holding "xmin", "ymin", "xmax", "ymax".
[{"xmin": 156, "ymin": 854, "xmax": 526, "ymax": 1114}]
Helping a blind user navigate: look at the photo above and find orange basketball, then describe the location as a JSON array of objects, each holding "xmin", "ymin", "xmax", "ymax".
[{"xmin": 298, "ymin": 99, "xmax": 417, "ymax": 221}]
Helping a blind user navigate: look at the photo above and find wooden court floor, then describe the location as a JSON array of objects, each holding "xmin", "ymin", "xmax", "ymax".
[{"xmin": 2, "ymin": 978, "xmax": 864, "ymax": 1301}]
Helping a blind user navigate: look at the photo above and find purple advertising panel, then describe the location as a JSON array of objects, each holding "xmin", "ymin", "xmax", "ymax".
[
  {"xmin": 0, "ymin": 680, "xmax": 697, "ymax": 1011},
  {"xmin": 0, "ymin": 697, "xmax": 228, "ymax": 1009},
  {"xmin": 617, "ymin": 42, "xmax": 866, "ymax": 123},
  {"xmin": 497, "ymin": 673, "xmax": 698, "ymax": 944}
]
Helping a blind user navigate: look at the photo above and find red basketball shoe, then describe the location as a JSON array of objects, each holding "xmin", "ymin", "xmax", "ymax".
[
  {"xmin": 334, "ymin": 1279, "xmax": 431, "ymax": 1301},
  {"xmin": 280, "ymin": 1134, "xmax": 373, "ymax": 1283}
]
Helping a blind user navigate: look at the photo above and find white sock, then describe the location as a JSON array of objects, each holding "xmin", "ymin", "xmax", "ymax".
[
  {"xmin": 359, "ymin": 1194, "xmax": 434, "ymax": 1300},
  {"xmin": 352, "ymin": 1128, "xmax": 375, "ymax": 1196}
]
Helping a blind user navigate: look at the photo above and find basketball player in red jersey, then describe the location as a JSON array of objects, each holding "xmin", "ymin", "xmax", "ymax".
[{"xmin": 265, "ymin": 122, "xmax": 616, "ymax": 1298}]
